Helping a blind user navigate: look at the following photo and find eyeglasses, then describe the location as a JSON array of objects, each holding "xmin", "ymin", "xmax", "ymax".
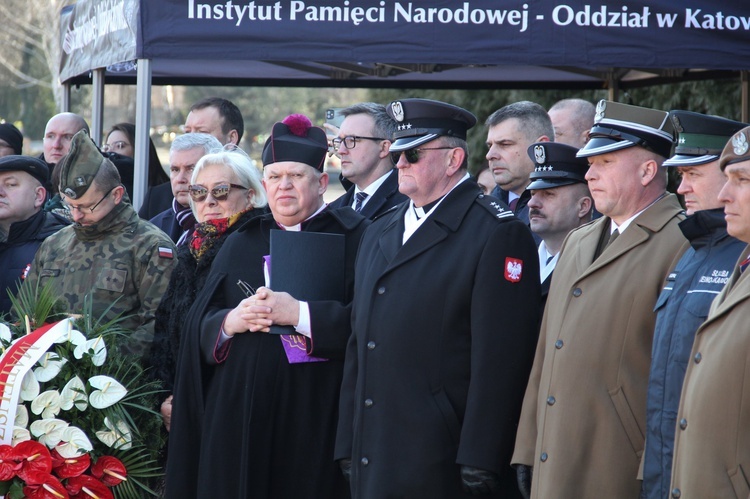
[
  {"xmin": 390, "ymin": 147, "xmax": 455, "ymax": 165},
  {"xmin": 63, "ymin": 186, "xmax": 117, "ymax": 214},
  {"xmin": 188, "ymin": 183, "xmax": 247, "ymax": 202},
  {"xmin": 101, "ymin": 141, "xmax": 131, "ymax": 153},
  {"xmin": 331, "ymin": 136, "xmax": 385, "ymax": 151}
]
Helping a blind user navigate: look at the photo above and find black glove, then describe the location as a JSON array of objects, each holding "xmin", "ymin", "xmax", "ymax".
[
  {"xmin": 460, "ymin": 465, "xmax": 500, "ymax": 495},
  {"xmin": 515, "ymin": 464, "xmax": 533, "ymax": 499},
  {"xmin": 338, "ymin": 458, "xmax": 352, "ymax": 481}
]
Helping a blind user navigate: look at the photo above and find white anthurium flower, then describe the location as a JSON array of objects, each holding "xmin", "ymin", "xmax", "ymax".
[
  {"xmin": 30, "ymin": 418, "xmax": 69, "ymax": 448},
  {"xmin": 0, "ymin": 323, "xmax": 11, "ymax": 343},
  {"xmin": 95, "ymin": 417, "xmax": 132, "ymax": 450},
  {"xmin": 12, "ymin": 427, "xmax": 30, "ymax": 446},
  {"xmin": 60, "ymin": 376, "xmax": 88, "ymax": 411},
  {"xmin": 34, "ymin": 352, "xmax": 68, "ymax": 382},
  {"xmin": 53, "ymin": 322, "xmax": 87, "ymax": 345},
  {"xmin": 55, "ymin": 426, "xmax": 93, "ymax": 458},
  {"xmin": 20, "ymin": 370, "xmax": 40, "ymax": 402},
  {"xmin": 30, "ymin": 390, "xmax": 62, "ymax": 419},
  {"xmin": 74, "ymin": 336, "xmax": 107, "ymax": 366},
  {"xmin": 15, "ymin": 404, "xmax": 28, "ymax": 428},
  {"xmin": 88, "ymin": 376, "xmax": 127, "ymax": 409}
]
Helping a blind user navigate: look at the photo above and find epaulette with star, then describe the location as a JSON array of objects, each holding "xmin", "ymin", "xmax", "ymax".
[{"xmin": 475, "ymin": 194, "xmax": 514, "ymax": 220}]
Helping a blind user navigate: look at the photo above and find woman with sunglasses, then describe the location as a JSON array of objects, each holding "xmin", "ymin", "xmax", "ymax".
[{"xmin": 149, "ymin": 148, "xmax": 267, "ymax": 437}]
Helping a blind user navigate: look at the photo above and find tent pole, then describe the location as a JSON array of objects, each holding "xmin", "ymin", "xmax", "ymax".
[
  {"xmin": 133, "ymin": 58, "xmax": 152, "ymax": 211},
  {"xmin": 61, "ymin": 84, "xmax": 71, "ymax": 113},
  {"xmin": 607, "ymin": 71, "xmax": 620, "ymax": 102},
  {"xmin": 741, "ymin": 71, "xmax": 749, "ymax": 123},
  {"xmin": 91, "ymin": 69, "xmax": 105, "ymax": 146}
]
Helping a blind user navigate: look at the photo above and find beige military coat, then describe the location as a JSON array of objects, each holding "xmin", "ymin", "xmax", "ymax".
[
  {"xmin": 512, "ymin": 194, "xmax": 685, "ymax": 498},
  {"xmin": 670, "ymin": 244, "xmax": 750, "ymax": 499}
]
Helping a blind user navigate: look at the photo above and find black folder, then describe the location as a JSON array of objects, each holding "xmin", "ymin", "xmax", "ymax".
[{"xmin": 269, "ymin": 230, "xmax": 346, "ymax": 334}]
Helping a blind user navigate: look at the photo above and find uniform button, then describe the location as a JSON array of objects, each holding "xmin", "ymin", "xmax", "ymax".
[
  {"xmin": 572, "ymin": 288, "xmax": 582, "ymax": 297},
  {"xmin": 377, "ymin": 286, "xmax": 386, "ymax": 295},
  {"xmin": 679, "ymin": 418, "xmax": 687, "ymax": 430},
  {"xmin": 694, "ymin": 352, "xmax": 702, "ymax": 364},
  {"xmin": 555, "ymin": 340, "xmax": 564, "ymax": 349},
  {"xmin": 361, "ymin": 457, "xmax": 369, "ymax": 466},
  {"xmin": 547, "ymin": 396, "xmax": 556, "ymax": 406},
  {"xmin": 69, "ymin": 267, "xmax": 75, "ymax": 273},
  {"xmin": 367, "ymin": 341, "xmax": 376, "ymax": 350},
  {"xmin": 540, "ymin": 452, "xmax": 548, "ymax": 462},
  {"xmin": 671, "ymin": 488, "xmax": 681, "ymax": 498},
  {"xmin": 364, "ymin": 398, "xmax": 374, "ymax": 408}
]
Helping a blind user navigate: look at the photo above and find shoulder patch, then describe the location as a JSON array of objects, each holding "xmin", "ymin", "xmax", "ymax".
[
  {"xmin": 158, "ymin": 246, "xmax": 174, "ymax": 259},
  {"xmin": 475, "ymin": 194, "xmax": 514, "ymax": 220}
]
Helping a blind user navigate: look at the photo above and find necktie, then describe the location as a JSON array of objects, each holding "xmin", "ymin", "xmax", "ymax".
[
  {"xmin": 509, "ymin": 197, "xmax": 519, "ymax": 212},
  {"xmin": 740, "ymin": 256, "xmax": 750, "ymax": 273},
  {"xmin": 607, "ymin": 229, "xmax": 620, "ymax": 249},
  {"xmin": 546, "ymin": 255, "xmax": 555, "ymax": 265},
  {"xmin": 354, "ymin": 192, "xmax": 369, "ymax": 212}
]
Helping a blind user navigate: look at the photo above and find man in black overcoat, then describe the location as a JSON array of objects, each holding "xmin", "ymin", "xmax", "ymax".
[
  {"xmin": 335, "ymin": 99, "xmax": 541, "ymax": 498},
  {"xmin": 166, "ymin": 114, "xmax": 368, "ymax": 499}
]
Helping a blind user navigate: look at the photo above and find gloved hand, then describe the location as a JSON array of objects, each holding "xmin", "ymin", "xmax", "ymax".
[
  {"xmin": 338, "ymin": 458, "xmax": 352, "ymax": 481},
  {"xmin": 515, "ymin": 464, "xmax": 533, "ymax": 499},
  {"xmin": 460, "ymin": 465, "xmax": 500, "ymax": 495}
]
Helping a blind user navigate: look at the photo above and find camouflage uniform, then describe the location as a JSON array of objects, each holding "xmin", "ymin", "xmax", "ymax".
[{"xmin": 24, "ymin": 200, "xmax": 176, "ymax": 358}]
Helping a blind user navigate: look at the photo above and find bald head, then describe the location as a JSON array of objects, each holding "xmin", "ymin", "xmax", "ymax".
[
  {"xmin": 43, "ymin": 113, "xmax": 90, "ymax": 165},
  {"xmin": 548, "ymin": 99, "xmax": 596, "ymax": 149}
]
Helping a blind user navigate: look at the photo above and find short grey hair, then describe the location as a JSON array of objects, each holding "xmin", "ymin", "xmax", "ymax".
[
  {"xmin": 485, "ymin": 101, "xmax": 554, "ymax": 143},
  {"xmin": 191, "ymin": 149, "xmax": 267, "ymax": 209},
  {"xmin": 170, "ymin": 133, "xmax": 223, "ymax": 157}
]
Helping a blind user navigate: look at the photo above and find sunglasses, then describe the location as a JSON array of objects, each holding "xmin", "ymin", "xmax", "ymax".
[
  {"xmin": 101, "ymin": 141, "xmax": 131, "ymax": 152},
  {"xmin": 390, "ymin": 147, "xmax": 454, "ymax": 165},
  {"xmin": 188, "ymin": 183, "xmax": 247, "ymax": 202}
]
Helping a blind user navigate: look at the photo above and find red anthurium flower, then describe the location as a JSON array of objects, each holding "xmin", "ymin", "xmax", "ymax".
[
  {"xmin": 13, "ymin": 440, "xmax": 52, "ymax": 485},
  {"xmin": 22, "ymin": 474, "xmax": 69, "ymax": 499},
  {"xmin": 90, "ymin": 456, "xmax": 126, "ymax": 487},
  {"xmin": 51, "ymin": 449, "xmax": 90, "ymax": 479},
  {"xmin": 65, "ymin": 475, "xmax": 113, "ymax": 499},
  {"xmin": 0, "ymin": 444, "xmax": 21, "ymax": 480}
]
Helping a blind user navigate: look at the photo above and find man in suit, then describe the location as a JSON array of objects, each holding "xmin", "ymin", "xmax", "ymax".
[
  {"xmin": 525, "ymin": 142, "xmax": 592, "ymax": 304},
  {"xmin": 642, "ymin": 111, "xmax": 747, "ymax": 499},
  {"xmin": 485, "ymin": 101, "xmax": 553, "ymax": 224},
  {"xmin": 149, "ymin": 133, "xmax": 222, "ymax": 244},
  {"xmin": 512, "ymin": 100, "xmax": 685, "ymax": 499},
  {"xmin": 140, "ymin": 97, "xmax": 245, "ymax": 219},
  {"xmin": 670, "ymin": 126, "xmax": 750, "ymax": 499},
  {"xmin": 328, "ymin": 102, "xmax": 407, "ymax": 218},
  {"xmin": 336, "ymin": 98, "xmax": 541, "ymax": 498}
]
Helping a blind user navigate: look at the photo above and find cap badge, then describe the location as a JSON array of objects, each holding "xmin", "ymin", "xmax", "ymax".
[
  {"xmin": 534, "ymin": 145, "xmax": 546, "ymax": 164},
  {"xmin": 74, "ymin": 176, "xmax": 87, "ymax": 187},
  {"xmin": 594, "ymin": 101, "xmax": 606, "ymax": 123},
  {"xmin": 64, "ymin": 187, "xmax": 77, "ymax": 199},
  {"xmin": 732, "ymin": 131, "xmax": 749, "ymax": 156},
  {"xmin": 391, "ymin": 101, "xmax": 405, "ymax": 122}
]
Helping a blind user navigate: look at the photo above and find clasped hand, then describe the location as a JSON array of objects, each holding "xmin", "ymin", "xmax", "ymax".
[{"xmin": 224, "ymin": 287, "xmax": 299, "ymax": 335}]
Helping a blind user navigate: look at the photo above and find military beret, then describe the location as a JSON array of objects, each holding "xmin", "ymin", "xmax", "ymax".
[
  {"xmin": 387, "ymin": 98, "xmax": 477, "ymax": 152},
  {"xmin": 664, "ymin": 111, "xmax": 748, "ymax": 167},
  {"xmin": 719, "ymin": 126, "xmax": 750, "ymax": 172},
  {"xmin": 577, "ymin": 100, "xmax": 674, "ymax": 159},
  {"xmin": 58, "ymin": 129, "xmax": 111, "ymax": 199},
  {"xmin": 0, "ymin": 155, "xmax": 49, "ymax": 185},
  {"xmin": 262, "ymin": 114, "xmax": 328, "ymax": 171},
  {"xmin": 0, "ymin": 124, "xmax": 23, "ymax": 155},
  {"xmin": 526, "ymin": 142, "xmax": 589, "ymax": 190}
]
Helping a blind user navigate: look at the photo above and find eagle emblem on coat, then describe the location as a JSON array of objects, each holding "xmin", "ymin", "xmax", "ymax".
[{"xmin": 505, "ymin": 257, "xmax": 523, "ymax": 283}]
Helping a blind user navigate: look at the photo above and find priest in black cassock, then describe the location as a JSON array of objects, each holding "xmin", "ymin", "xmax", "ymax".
[{"xmin": 165, "ymin": 114, "xmax": 369, "ymax": 499}]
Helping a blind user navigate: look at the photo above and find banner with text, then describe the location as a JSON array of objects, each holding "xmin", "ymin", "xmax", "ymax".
[{"xmin": 139, "ymin": 0, "xmax": 750, "ymax": 69}]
